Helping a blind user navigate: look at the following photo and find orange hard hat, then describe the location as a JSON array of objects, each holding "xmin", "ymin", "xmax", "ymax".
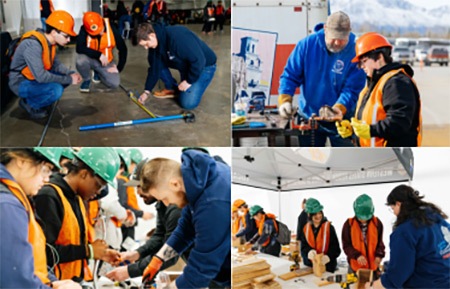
[
  {"xmin": 352, "ymin": 32, "xmax": 392, "ymax": 63},
  {"xmin": 83, "ymin": 12, "xmax": 104, "ymax": 36},
  {"xmin": 233, "ymin": 199, "xmax": 245, "ymax": 208},
  {"xmin": 232, "ymin": 206, "xmax": 238, "ymax": 212},
  {"xmin": 45, "ymin": 10, "xmax": 77, "ymax": 36}
]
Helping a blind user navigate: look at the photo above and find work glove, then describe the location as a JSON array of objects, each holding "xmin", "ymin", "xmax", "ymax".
[
  {"xmin": 308, "ymin": 249, "xmax": 317, "ymax": 260},
  {"xmin": 351, "ymin": 118, "xmax": 371, "ymax": 140},
  {"xmin": 321, "ymin": 254, "xmax": 330, "ymax": 265},
  {"xmin": 142, "ymin": 256, "xmax": 164, "ymax": 284},
  {"xmin": 336, "ymin": 120, "xmax": 353, "ymax": 138},
  {"xmin": 279, "ymin": 94, "xmax": 295, "ymax": 119}
]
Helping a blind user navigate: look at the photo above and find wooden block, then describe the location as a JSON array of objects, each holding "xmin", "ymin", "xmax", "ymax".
[
  {"xmin": 238, "ymin": 244, "xmax": 253, "ymax": 252},
  {"xmin": 233, "ymin": 268, "xmax": 272, "ymax": 283},
  {"xmin": 233, "ymin": 259, "xmax": 270, "ymax": 275},
  {"xmin": 252, "ymin": 280, "xmax": 282, "ymax": 289},
  {"xmin": 355, "ymin": 269, "xmax": 373, "ymax": 289},
  {"xmin": 314, "ymin": 279, "xmax": 335, "ymax": 287},
  {"xmin": 233, "ymin": 280, "xmax": 252, "ymax": 289},
  {"xmin": 313, "ymin": 254, "xmax": 326, "ymax": 277},
  {"xmin": 277, "ymin": 267, "xmax": 313, "ymax": 280},
  {"xmin": 252, "ymin": 273, "xmax": 276, "ymax": 284}
]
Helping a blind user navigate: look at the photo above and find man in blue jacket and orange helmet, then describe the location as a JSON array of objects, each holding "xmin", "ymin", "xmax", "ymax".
[
  {"xmin": 139, "ymin": 149, "xmax": 230, "ymax": 288},
  {"xmin": 278, "ymin": 11, "xmax": 365, "ymax": 146}
]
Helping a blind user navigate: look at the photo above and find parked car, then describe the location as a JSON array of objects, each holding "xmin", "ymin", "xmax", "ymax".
[
  {"xmin": 425, "ymin": 46, "xmax": 449, "ymax": 66},
  {"xmin": 392, "ymin": 46, "xmax": 414, "ymax": 65}
]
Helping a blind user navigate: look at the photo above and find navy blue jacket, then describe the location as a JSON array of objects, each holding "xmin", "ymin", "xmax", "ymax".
[
  {"xmin": 0, "ymin": 164, "xmax": 56, "ymax": 288},
  {"xmin": 235, "ymin": 210, "xmax": 258, "ymax": 241},
  {"xmin": 381, "ymin": 211, "xmax": 450, "ymax": 288},
  {"xmin": 144, "ymin": 24, "xmax": 217, "ymax": 91},
  {"xmin": 165, "ymin": 150, "xmax": 231, "ymax": 288}
]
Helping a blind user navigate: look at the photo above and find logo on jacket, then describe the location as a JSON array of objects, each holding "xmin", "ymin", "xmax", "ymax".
[
  {"xmin": 167, "ymin": 51, "xmax": 175, "ymax": 60},
  {"xmin": 332, "ymin": 60, "xmax": 344, "ymax": 74},
  {"xmin": 438, "ymin": 225, "xmax": 450, "ymax": 259}
]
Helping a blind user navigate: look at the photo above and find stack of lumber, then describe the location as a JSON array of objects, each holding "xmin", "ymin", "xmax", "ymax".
[{"xmin": 233, "ymin": 257, "xmax": 281, "ymax": 289}]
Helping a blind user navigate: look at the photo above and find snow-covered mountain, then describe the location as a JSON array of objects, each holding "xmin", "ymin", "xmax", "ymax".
[{"xmin": 330, "ymin": 0, "xmax": 450, "ymax": 35}]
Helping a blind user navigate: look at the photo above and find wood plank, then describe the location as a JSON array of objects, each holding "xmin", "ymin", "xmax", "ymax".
[
  {"xmin": 252, "ymin": 280, "xmax": 282, "ymax": 289},
  {"xmin": 233, "ymin": 268, "xmax": 272, "ymax": 283},
  {"xmin": 314, "ymin": 279, "xmax": 335, "ymax": 287},
  {"xmin": 233, "ymin": 261, "xmax": 271, "ymax": 275},
  {"xmin": 251, "ymin": 273, "xmax": 276, "ymax": 284},
  {"xmin": 233, "ymin": 280, "xmax": 251, "ymax": 288},
  {"xmin": 278, "ymin": 267, "xmax": 313, "ymax": 280}
]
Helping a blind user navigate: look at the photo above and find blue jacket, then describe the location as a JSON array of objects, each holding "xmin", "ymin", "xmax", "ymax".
[
  {"xmin": 144, "ymin": 23, "xmax": 217, "ymax": 91},
  {"xmin": 165, "ymin": 150, "xmax": 231, "ymax": 288},
  {"xmin": 235, "ymin": 210, "xmax": 258, "ymax": 241},
  {"xmin": 0, "ymin": 164, "xmax": 55, "ymax": 288},
  {"xmin": 279, "ymin": 26, "xmax": 366, "ymax": 118},
  {"xmin": 381, "ymin": 211, "xmax": 450, "ymax": 288}
]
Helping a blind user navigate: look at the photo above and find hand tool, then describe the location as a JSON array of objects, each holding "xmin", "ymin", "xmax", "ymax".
[{"xmin": 232, "ymin": 122, "xmax": 266, "ymax": 129}]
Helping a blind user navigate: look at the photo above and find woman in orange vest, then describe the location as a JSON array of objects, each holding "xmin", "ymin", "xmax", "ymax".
[
  {"xmin": 300, "ymin": 198, "xmax": 341, "ymax": 272},
  {"xmin": 202, "ymin": 0, "xmax": 215, "ymax": 35},
  {"xmin": 232, "ymin": 199, "xmax": 258, "ymax": 242},
  {"xmin": 231, "ymin": 206, "xmax": 243, "ymax": 235},
  {"xmin": 342, "ymin": 194, "xmax": 385, "ymax": 274},
  {"xmin": 336, "ymin": 32, "xmax": 422, "ymax": 147},
  {"xmin": 76, "ymin": 11, "xmax": 127, "ymax": 93},
  {"xmin": 8, "ymin": 10, "xmax": 81, "ymax": 119},
  {"xmin": 34, "ymin": 148, "xmax": 121, "ymax": 282},
  {"xmin": 0, "ymin": 148, "xmax": 80, "ymax": 289},
  {"xmin": 246, "ymin": 205, "xmax": 281, "ymax": 257},
  {"xmin": 213, "ymin": 0, "xmax": 225, "ymax": 33}
]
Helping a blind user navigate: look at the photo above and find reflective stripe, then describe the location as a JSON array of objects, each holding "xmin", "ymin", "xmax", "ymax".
[
  {"xmin": 305, "ymin": 222, "xmax": 310, "ymax": 245},
  {"xmin": 322, "ymin": 221, "xmax": 329, "ymax": 252},
  {"xmin": 87, "ymin": 36, "xmax": 91, "ymax": 47},
  {"xmin": 105, "ymin": 19, "xmax": 111, "ymax": 61}
]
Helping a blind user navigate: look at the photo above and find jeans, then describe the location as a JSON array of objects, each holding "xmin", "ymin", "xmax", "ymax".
[
  {"xmin": 178, "ymin": 64, "xmax": 216, "ymax": 109},
  {"xmin": 118, "ymin": 15, "xmax": 132, "ymax": 37},
  {"xmin": 18, "ymin": 80, "xmax": 64, "ymax": 109},
  {"xmin": 41, "ymin": 18, "xmax": 47, "ymax": 30},
  {"xmin": 297, "ymin": 115, "xmax": 355, "ymax": 147},
  {"xmin": 160, "ymin": 66, "xmax": 177, "ymax": 90}
]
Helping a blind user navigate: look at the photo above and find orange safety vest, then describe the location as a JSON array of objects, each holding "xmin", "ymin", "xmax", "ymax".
[
  {"xmin": 258, "ymin": 213, "xmax": 278, "ymax": 247},
  {"xmin": 86, "ymin": 200, "xmax": 99, "ymax": 243},
  {"xmin": 148, "ymin": 0, "xmax": 165, "ymax": 17},
  {"xmin": 232, "ymin": 216, "xmax": 242, "ymax": 235},
  {"xmin": 303, "ymin": 221, "xmax": 331, "ymax": 254},
  {"xmin": 349, "ymin": 217, "xmax": 379, "ymax": 272},
  {"xmin": 46, "ymin": 183, "xmax": 93, "ymax": 281},
  {"xmin": 0, "ymin": 178, "xmax": 51, "ymax": 285},
  {"xmin": 355, "ymin": 68, "xmax": 422, "ymax": 147},
  {"xmin": 86, "ymin": 18, "xmax": 116, "ymax": 63},
  {"xmin": 117, "ymin": 175, "xmax": 141, "ymax": 211},
  {"xmin": 207, "ymin": 7, "xmax": 215, "ymax": 17},
  {"xmin": 20, "ymin": 31, "xmax": 55, "ymax": 80},
  {"xmin": 40, "ymin": 0, "xmax": 55, "ymax": 12},
  {"xmin": 216, "ymin": 5, "xmax": 224, "ymax": 15}
]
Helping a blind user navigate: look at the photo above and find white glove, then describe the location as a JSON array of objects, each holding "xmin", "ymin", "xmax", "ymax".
[
  {"xmin": 321, "ymin": 254, "xmax": 330, "ymax": 265},
  {"xmin": 280, "ymin": 102, "xmax": 293, "ymax": 119},
  {"xmin": 308, "ymin": 249, "xmax": 317, "ymax": 260}
]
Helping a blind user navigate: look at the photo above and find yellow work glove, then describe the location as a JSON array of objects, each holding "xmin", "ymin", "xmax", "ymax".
[
  {"xmin": 335, "ymin": 120, "xmax": 353, "ymax": 138},
  {"xmin": 351, "ymin": 118, "xmax": 371, "ymax": 140},
  {"xmin": 232, "ymin": 116, "xmax": 246, "ymax": 125},
  {"xmin": 278, "ymin": 94, "xmax": 294, "ymax": 119}
]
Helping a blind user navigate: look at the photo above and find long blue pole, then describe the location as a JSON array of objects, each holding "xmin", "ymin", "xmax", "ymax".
[{"xmin": 79, "ymin": 114, "xmax": 187, "ymax": 131}]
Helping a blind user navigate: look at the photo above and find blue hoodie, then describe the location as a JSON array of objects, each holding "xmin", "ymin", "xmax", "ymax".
[
  {"xmin": 0, "ymin": 164, "xmax": 56, "ymax": 289},
  {"xmin": 279, "ymin": 26, "xmax": 366, "ymax": 118},
  {"xmin": 144, "ymin": 23, "xmax": 217, "ymax": 91},
  {"xmin": 165, "ymin": 150, "xmax": 231, "ymax": 288},
  {"xmin": 381, "ymin": 212, "xmax": 450, "ymax": 288}
]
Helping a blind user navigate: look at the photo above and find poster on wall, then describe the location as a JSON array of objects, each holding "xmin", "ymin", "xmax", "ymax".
[{"xmin": 232, "ymin": 27, "xmax": 277, "ymax": 105}]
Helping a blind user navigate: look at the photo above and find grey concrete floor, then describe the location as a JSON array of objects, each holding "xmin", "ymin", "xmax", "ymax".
[{"xmin": 0, "ymin": 24, "xmax": 231, "ymax": 147}]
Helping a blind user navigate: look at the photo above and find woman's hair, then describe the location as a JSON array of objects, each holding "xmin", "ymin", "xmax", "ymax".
[
  {"xmin": 387, "ymin": 184, "xmax": 448, "ymax": 230},
  {"xmin": 1, "ymin": 149, "xmax": 45, "ymax": 166},
  {"xmin": 65, "ymin": 157, "xmax": 95, "ymax": 176},
  {"xmin": 307, "ymin": 211, "xmax": 324, "ymax": 222}
]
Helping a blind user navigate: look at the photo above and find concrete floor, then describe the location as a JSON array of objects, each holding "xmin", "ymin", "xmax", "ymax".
[{"xmin": 0, "ymin": 24, "xmax": 231, "ymax": 147}]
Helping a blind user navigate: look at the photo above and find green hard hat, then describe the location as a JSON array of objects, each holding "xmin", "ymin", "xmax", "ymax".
[
  {"xmin": 60, "ymin": 147, "xmax": 74, "ymax": 160},
  {"xmin": 182, "ymin": 147, "xmax": 210, "ymax": 155},
  {"xmin": 128, "ymin": 148, "xmax": 143, "ymax": 164},
  {"xmin": 115, "ymin": 148, "xmax": 131, "ymax": 173},
  {"xmin": 33, "ymin": 148, "xmax": 62, "ymax": 170},
  {"xmin": 305, "ymin": 198, "xmax": 323, "ymax": 214},
  {"xmin": 74, "ymin": 147, "xmax": 120, "ymax": 189},
  {"xmin": 249, "ymin": 205, "xmax": 263, "ymax": 217},
  {"xmin": 354, "ymin": 194, "xmax": 374, "ymax": 220}
]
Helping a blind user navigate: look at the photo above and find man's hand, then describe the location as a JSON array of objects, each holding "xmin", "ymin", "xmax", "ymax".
[
  {"xmin": 107, "ymin": 64, "xmax": 119, "ymax": 73},
  {"xmin": 139, "ymin": 91, "xmax": 150, "ymax": 104},
  {"xmin": 351, "ymin": 118, "xmax": 371, "ymax": 140},
  {"xmin": 178, "ymin": 80, "xmax": 191, "ymax": 92},
  {"xmin": 357, "ymin": 255, "xmax": 368, "ymax": 266},
  {"xmin": 52, "ymin": 280, "xmax": 82, "ymax": 289},
  {"xmin": 105, "ymin": 266, "xmax": 130, "ymax": 282},
  {"xmin": 121, "ymin": 250, "xmax": 140, "ymax": 263},
  {"xmin": 102, "ymin": 249, "xmax": 121, "ymax": 264},
  {"xmin": 91, "ymin": 239, "xmax": 108, "ymax": 260},
  {"xmin": 142, "ymin": 256, "xmax": 164, "ymax": 284},
  {"xmin": 70, "ymin": 73, "xmax": 81, "ymax": 85},
  {"xmin": 142, "ymin": 211, "xmax": 154, "ymax": 220},
  {"xmin": 99, "ymin": 54, "xmax": 109, "ymax": 66}
]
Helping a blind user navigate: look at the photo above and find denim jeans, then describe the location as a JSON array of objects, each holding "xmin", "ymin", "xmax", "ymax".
[
  {"xmin": 178, "ymin": 64, "xmax": 216, "ymax": 109},
  {"xmin": 119, "ymin": 15, "xmax": 132, "ymax": 37},
  {"xmin": 160, "ymin": 66, "xmax": 178, "ymax": 90},
  {"xmin": 41, "ymin": 18, "xmax": 47, "ymax": 30},
  {"xmin": 18, "ymin": 80, "xmax": 65, "ymax": 109},
  {"xmin": 297, "ymin": 116, "xmax": 355, "ymax": 147}
]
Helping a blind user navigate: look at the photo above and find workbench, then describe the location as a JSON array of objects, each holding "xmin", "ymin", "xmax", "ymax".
[{"xmin": 232, "ymin": 113, "xmax": 309, "ymax": 147}]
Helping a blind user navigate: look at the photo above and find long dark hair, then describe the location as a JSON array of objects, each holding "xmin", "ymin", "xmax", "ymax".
[{"xmin": 386, "ymin": 184, "xmax": 448, "ymax": 230}]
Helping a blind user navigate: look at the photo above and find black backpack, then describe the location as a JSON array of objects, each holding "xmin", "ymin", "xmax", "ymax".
[
  {"xmin": 275, "ymin": 220, "xmax": 291, "ymax": 245},
  {"xmin": 2, "ymin": 36, "xmax": 21, "ymax": 77}
]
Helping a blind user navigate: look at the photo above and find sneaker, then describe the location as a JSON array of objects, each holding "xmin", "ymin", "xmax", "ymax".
[
  {"xmin": 80, "ymin": 80, "xmax": 91, "ymax": 93},
  {"xmin": 19, "ymin": 98, "xmax": 48, "ymax": 119},
  {"xmin": 153, "ymin": 88, "xmax": 176, "ymax": 99},
  {"xmin": 92, "ymin": 71, "xmax": 101, "ymax": 84}
]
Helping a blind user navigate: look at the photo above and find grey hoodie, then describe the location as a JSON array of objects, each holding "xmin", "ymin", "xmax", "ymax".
[{"xmin": 8, "ymin": 29, "xmax": 72, "ymax": 96}]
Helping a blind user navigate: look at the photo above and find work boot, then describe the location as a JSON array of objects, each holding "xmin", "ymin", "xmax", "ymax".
[
  {"xmin": 80, "ymin": 79, "xmax": 91, "ymax": 93},
  {"xmin": 153, "ymin": 88, "xmax": 176, "ymax": 99},
  {"xmin": 92, "ymin": 71, "xmax": 101, "ymax": 84},
  {"xmin": 19, "ymin": 98, "xmax": 48, "ymax": 119}
]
